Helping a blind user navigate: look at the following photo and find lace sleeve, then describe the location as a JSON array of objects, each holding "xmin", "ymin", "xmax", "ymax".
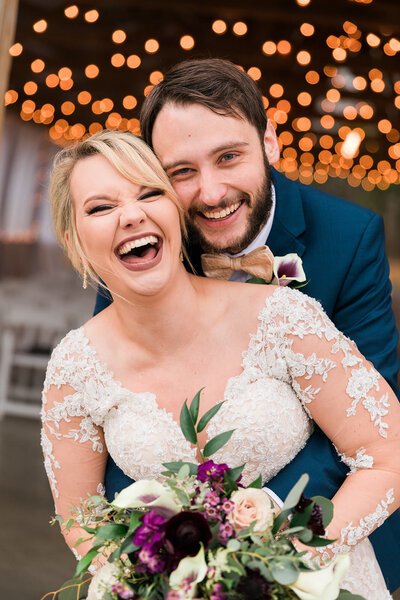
[
  {"xmin": 272, "ymin": 287, "xmax": 400, "ymax": 557},
  {"xmin": 41, "ymin": 333, "xmax": 107, "ymax": 560}
]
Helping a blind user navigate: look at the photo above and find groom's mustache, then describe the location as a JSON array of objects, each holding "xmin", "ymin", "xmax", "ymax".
[{"xmin": 187, "ymin": 192, "xmax": 251, "ymax": 219}]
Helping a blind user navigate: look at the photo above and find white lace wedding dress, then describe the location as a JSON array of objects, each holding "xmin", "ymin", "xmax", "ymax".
[{"xmin": 41, "ymin": 287, "xmax": 399, "ymax": 600}]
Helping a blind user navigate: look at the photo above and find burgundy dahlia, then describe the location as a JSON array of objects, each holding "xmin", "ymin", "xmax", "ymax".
[
  {"xmin": 237, "ymin": 568, "xmax": 271, "ymax": 600},
  {"xmin": 164, "ymin": 511, "xmax": 212, "ymax": 557}
]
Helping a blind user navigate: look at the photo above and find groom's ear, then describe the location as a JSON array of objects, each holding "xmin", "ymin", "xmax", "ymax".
[{"xmin": 263, "ymin": 120, "xmax": 280, "ymax": 165}]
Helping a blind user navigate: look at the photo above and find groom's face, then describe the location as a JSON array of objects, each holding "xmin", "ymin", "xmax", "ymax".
[{"xmin": 152, "ymin": 103, "xmax": 274, "ymax": 254}]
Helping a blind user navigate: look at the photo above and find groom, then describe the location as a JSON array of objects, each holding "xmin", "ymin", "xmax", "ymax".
[{"xmin": 95, "ymin": 58, "xmax": 400, "ymax": 590}]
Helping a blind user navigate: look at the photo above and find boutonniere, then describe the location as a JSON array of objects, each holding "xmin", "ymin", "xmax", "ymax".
[{"xmin": 248, "ymin": 252, "xmax": 307, "ymax": 288}]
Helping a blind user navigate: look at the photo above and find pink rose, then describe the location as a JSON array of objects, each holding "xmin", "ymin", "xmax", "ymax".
[{"xmin": 230, "ymin": 488, "xmax": 274, "ymax": 533}]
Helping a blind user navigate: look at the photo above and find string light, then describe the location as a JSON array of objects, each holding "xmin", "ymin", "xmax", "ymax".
[
  {"xmin": 180, "ymin": 35, "xmax": 195, "ymax": 50},
  {"xmin": 33, "ymin": 20, "xmax": 47, "ymax": 33},
  {"xmin": 232, "ymin": 22, "xmax": 247, "ymax": 36},
  {"xmin": 300, "ymin": 23, "xmax": 314, "ymax": 36},
  {"xmin": 112, "ymin": 30, "xmax": 126, "ymax": 44},
  {"xmin": 111, "ymin": 54, "xmax": 125, "ymax": 67},
  {"xmin": 262, "ymin": 41, "xmax": 276, "ymax": 55},
  {"xmin": 212, "ymin": 20, "xmax": 227, "ymax": 34},
  {"xmin": 85, "ymin": 10, "xmax": 99, "ymax": 23},
  {"xmin": 31, "ymin": 59, "xmax": 45, "ymax": 73},
  {"xmin": 149, "ymin": 71, "xmax": 163, "ymax": 84},
  {"xmin": 85, "ymin": 64, "xmax": 99, "ymax": 78},
  {"xmin": 144, "ymin": 39, "xmax": 159, "ymax": 53},
  {"xmin": 127, "ymin": 55, "xmax": 141, "ymax": 68},
  {"xmin": 297, "ymin": 51, "xmax": 311, "ymax": 65},
  {"xmin": 9, "ymin": 43, "xmax": 23, "ymax": 56},
  {"xmin": 123, "ymin": 95, "xmax": 137, "ymax": 110},
  {"xmin": 77, "ymin": 91, "xmax": 92, "ymax": 104},
  {"xmin": 248, "ymin": 67, "xmax": 261, "ymax": 80},
  {"xmin": 277, "ymin": 40, "xmax": 291, "ymax": 54},
  {"xmin": 64, "ymin": 5, "xmax": 78, "ymax": 18},
  {"xmin": 24, "ymin": 81, "xmax": 38, "ymax": 95}
]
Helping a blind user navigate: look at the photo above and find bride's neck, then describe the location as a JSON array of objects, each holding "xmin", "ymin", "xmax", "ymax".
[{"xmin": 106, "ymin": 271, "xmax": 208, "ymax": 352}]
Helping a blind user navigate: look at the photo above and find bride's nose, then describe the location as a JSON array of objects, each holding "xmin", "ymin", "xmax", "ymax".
[{"xmin": 119, "ymin": 201, "xmax": 146, "ymax": 228}]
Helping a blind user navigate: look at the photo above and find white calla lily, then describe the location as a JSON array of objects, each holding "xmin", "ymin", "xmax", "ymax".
[
  {"xmin": 112, "ymin": 480, "xmax": 181, "ymax": 517},
  {"xmin": 289, "ymin": 554, "xmax": 350, "ymax": 600},
  {"xmin": 169, "ymin": 545, "xmax": 208, "ymax": 597},
  {"xmin": 273, "ymin": 253, "xmax": 306, "ymax": 286}
]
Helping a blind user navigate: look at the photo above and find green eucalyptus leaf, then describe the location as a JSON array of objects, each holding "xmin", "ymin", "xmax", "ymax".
[
  {"xmin": 298, "ymin": 528, "xmax": 313, "ymax": 543},
  {"xmin": 311, "ymin": 495, "xmax": 334, "ymax": 527},
  {"xmin": 197, "ymin": 402, "xmax": 224, "ymax": 433},
  {"xmin": 271, "ymin": 508, "xmax": 292, "ymax": 535},
  {"xmin": 337, "ymin": 592, "xmax": 366, "ymax": 600},
  {"xmin": 241, "ymin": 554, "xmax": 250, "ymax": 565},
  {"xmin": 228, "ymin": 464, "xmax": 245, "ymax": 481},
  {"xmin": 95, "ymin": 522, "xmax": 128, "ymax": 541},
  {"xmin": 88, "ymin": 495, "xmax": 105, "ymax": 507},
  {"xmin": 178, "ymin": 464, "xmax": 190, "ymax": 479},
  {"xmin": 247, "ymin": 560, "xmax": 272, "ymax": 581},
  {"xmin": 246, "ymin": 277, "xmax": 268, "ymax": 285},
  {"xmin": 121, "ymin": 536, "xmax": 139, "ymax": 555},
  {"xmin": 282, "ymin": 474, "xmax": 309, "ymax": 511},
  {"xmin": 127, "ymin": 510, "xmax": 142, "ymax": 536},
  {"xmin": 162, "ymin": 461, "xmax": 198, "ymax": 475},
  {"xmin": 304, "ymin": 535, "xmax": 337, "ymax": 547},
  {"xmin": 82, "ymin": 525, "xmax": 97, "ymax": 534},
  {"xmin": 247, "ymin": 474, "xmax": 262, "ymax": 489},
  {"xmin": 189, "ymin": 388, "xmax": 204, "ymax": 425},
  {"xmin": 203, "ymin": 429, "xmax": 235, "ymax": 457},
  {"xmin": 180, "ymin": 400, "xmax": 197, "ymax": 444},
  {"xmin": 270, "ymin": 559, "xmax": 299, "ymax": 585},
  {"xmin": 74, "ymin": 548, "xmax": 99, "ymax": 577},
  {"xmin": 65, "ymin": 518, "xmax": 74, "ymax": 531},
  {"xmin": 226, "ymin": 538, "xmax": 241, "ymax": 552}
]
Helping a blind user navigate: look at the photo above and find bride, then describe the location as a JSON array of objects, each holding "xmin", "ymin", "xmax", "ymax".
[{"xmin": 41, "ymin": 130, "xmax": 400, "ymax": 599}]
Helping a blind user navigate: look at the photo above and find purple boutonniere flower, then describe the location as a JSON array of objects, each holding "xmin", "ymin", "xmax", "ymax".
[{"xmin": 272, "ymin": 253, "xmax": 306, "ymax": 286}]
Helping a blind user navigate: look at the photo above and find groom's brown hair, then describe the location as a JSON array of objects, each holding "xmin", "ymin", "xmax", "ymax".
[{"xmin": 140, "ymin": 58, "xmax": 267, "ymax": 147}]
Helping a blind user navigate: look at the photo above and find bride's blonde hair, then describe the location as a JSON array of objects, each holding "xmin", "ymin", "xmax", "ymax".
[{"xmin": 49, "ymin": 130, "xmax": 188, "ymax": 289}]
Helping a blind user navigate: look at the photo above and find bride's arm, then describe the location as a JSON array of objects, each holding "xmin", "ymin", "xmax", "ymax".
[
  {"xmin": 278, "ymin": 288, "xmax": 400, "ymax": 557},
  {"xmin": 41, "ymin": 381, "xmax": 107, "ymax": 561}
]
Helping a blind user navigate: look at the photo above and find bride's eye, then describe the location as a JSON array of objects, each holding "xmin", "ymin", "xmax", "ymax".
[
  {"xmin": 139, "ymin": 189, "xmax": 163, "ymax": 201},
  {"xmin": 86, "ymin": 204, "xmax": 113, "ymax": 215}
]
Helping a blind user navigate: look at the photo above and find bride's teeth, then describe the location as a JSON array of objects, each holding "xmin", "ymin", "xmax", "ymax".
[
  {"xmin": 203, "ymin": 202, "xmax": 240, "ymax": 220},
  {"xmin": 118, "ymin": 235, "xmax": 158, "ymax": 255}
]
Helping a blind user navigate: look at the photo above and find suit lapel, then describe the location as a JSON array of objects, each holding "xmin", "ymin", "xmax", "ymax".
[{"xmin": 268, "ymin": 169, "xmax": 306, "ymax": 258}]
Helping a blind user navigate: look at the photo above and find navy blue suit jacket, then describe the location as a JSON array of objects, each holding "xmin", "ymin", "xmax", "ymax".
[{"xmin": 94, "ymin": 169, "xmax": 400, "ymax": 591}]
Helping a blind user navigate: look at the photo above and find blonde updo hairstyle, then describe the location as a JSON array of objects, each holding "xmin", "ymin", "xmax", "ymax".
[{"xmin": 49, "ymin": 130, "xmax": 187, "ymax": 290}]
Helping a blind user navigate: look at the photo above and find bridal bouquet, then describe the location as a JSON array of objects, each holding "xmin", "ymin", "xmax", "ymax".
[{"xmin": 45, "ymin": 393, "xmax": 364, "ymax": 600}]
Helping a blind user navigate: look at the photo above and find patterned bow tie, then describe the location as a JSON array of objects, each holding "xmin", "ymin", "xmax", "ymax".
[{"xmin": 201, "ymin": 245, "xmax": 274, "ymax": 281}]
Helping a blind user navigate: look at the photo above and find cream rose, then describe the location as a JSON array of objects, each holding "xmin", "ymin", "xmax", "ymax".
[{"xmin": 230, "ymin": 488, "xmax": 274, "ymax": 533}]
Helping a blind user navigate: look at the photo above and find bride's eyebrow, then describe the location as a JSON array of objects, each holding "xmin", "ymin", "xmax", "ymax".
[{"xmin": 83, "ymin": 194, "xmax": 113, "ymax": 207}]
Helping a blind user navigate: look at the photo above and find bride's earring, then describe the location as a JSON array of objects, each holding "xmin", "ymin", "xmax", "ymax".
[{"xmin": 82, "ymin": 268, "xmax": 88, "ymax": 290}]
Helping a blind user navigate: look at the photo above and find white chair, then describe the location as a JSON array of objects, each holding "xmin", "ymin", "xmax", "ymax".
[{"xmin": 0, "ymin": 306, "xmax": 68, "ymax": 419}]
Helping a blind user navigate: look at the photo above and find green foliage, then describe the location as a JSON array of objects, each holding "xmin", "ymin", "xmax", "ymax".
[
  {"xmin": 203, "ymin": 430, "xmax": 235, "ymax": 457},
  {"xmin": 197, "ymin": 401, "xmax": 224, "ymax": 433},
  {"xmin": 179, "ymin": 399, "xmax": 197, "ymax": 444}
]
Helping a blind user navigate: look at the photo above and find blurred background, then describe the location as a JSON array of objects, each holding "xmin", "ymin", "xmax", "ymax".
[{"xmin": 0, "ymin": 0, "xmax": 399, "ymax": 598}]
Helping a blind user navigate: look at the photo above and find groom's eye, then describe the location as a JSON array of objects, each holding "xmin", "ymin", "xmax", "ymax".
[
  {"xmin": 220, "ymin": 152, "xmax": 237, "ymax": 163},
  {"xmin": 170, "ymin": 167, "xmax": 193, "ymax": 179}
]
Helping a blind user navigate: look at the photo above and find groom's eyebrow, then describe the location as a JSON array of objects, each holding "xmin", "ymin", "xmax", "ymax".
[{"xmin": 163, "ymin": 141, "xmax": 249, "ymax": 172}]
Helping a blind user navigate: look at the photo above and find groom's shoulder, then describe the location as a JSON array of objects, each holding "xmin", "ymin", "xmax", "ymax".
[{"xmin": 273, "ymin": 168, "xmax": 378, "ymax": 230}]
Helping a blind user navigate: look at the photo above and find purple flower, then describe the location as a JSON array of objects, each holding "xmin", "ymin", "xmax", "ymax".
[
  {"xmin": 197, "ymin": 460, "xmax": 229, "ymax": 483},
  {"xmin": 218, "ymin": 521, "xmax": 234, "ymax": 542},
  {"xmin": 164, "ymin": 511, "xmax": 212, "ymax": 557},
  {"xmin": 272, "ymin": 253, "xmax": 306, "ymax": 287},
  {"xmin": 211, "ymin": 582, "xmax": 228, "ymax": 600}
]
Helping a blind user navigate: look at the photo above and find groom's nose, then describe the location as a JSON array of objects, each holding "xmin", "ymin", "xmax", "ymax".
[{"xmin": 197, "ymin": 170, "xmax": 228, "ymax": 207}]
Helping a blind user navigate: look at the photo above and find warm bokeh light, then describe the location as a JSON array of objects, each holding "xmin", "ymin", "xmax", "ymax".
[
  {"xmin": 212, "ymin": 20, "xmax": 227, "ymax": 34},
  {"xmin": 378, "ymin": 119, "xmax": 392, "ymax": 134},
  {"xmin": 58, "ymin": 67, "xmax": 72, "ymax": 81},
  {"xmin": 299, "ymin": 136, "xmax": 314, "ymax": 151},
  {"xmin": 91, "ymin": 101, "xmax": 102, "ymax": 115},
  {"xmin": 297, "ymin": 92, "xmax": 312, "ymax": 106},
  {"xmin": 180, "ymin": 35, "xmax": 195, "ymax": 50},
  {"xmin": 60, "ymin": 78, "xmax": 73, "ymax": 91},
  {"xmin": 331, "ymin": 74, "xmax": 346, "ymax": 88},
  {"xmin": 123, "ymin": 95, "xmax": 137, "ymax": 110},
  {"xmin": 77, "ymin": 91, "xmax": 92, "ymax": 105},
  {"xmin": 112, "ymin": 30, "xmax": 127, "ymax": 44},
  {"xmin": 369, "ymin": 68, "xmax": 383, "ymax": 80},
  {"xmin": 61, "ymin": 101, "xmax": 75, "ymax": 115},
  {"xmin": 144, "ymin": 85, "xmax": 154, "ymax": 97},
  {"xmin": 127, "ymin": 55, "xmax": 141, "ymax": 69},
  {"xmin": 277, "ymin": 99, "xmax": 291, "ymax": 112},
  {"xmin": 395, "ymin": 96, "xmax": 400, "ymax": 110},
  {"xmin": 85, "ymin": 10, "xmax": 99, "ymax": 23},
  {"xmin": 33, "ymin": 20, "xmax": 47, "ymax": 33},
  {"xmin": 4, "ymin": 89, "xmax": 18, "ymax": 105},
  {"xmin": 332, "ymin": 47, "xmax": 347, "ymax": 62},
  {"xmin": 145, "ymin": 39, "xmax": 159, "ymax": 53},
  {"xmin": 326, "ymin": 35, "xmax": 340, "ymax": 49},
  {"xmin": 280, "ymin": 131, "xmax": 293, "ymax": 145},
  {"xmin": 106, "ymin": 112, "xmax": 122, "ymax": 129},
  {"xmin": 262, "ymin": 41, "xmax": 276, "ymax": 55},
  {"xmin": 233, "ymin": 22, "xmax": 247, "ymax": 36},
  {"xmin": 360, "ymin": 155, "xmax": 374, "ymax": 169},
  {"xmin": 320, "ymin": 135, "xmax": 334, "ymax": 149},
  {"xmin": 24, "ymin": 81, "xmax": 38, "ymax": 95},
  {"xmin": 300, "ymin": 23, "xmax": 314, "ymax": 36},
  {"xmin": 270, "ymin": 83, "xmax": 284, "ymax": 97},
  {"xmin": 295, "ymin": 117, "xmax": 312, "ymax": 131},
  {"xmin": 248, "ymin": 67, "xmax": 261, "ymax": 80},
  {"xmin": 111, "ymin": 53, "xmax": 125, "ymax": 67},
  {"xmin": 149, "ymin": 71, "xmax": 164, "ymax": 84},
  {"xmin": 305, "ymin": 70, "xmax": 319, "ymax": 84},
  {"xmin": 371, "ymin": 79, "xmax": 385, "ymax": 93},
  {"xmin": 21, "ymin": 99, "xmax": 35, "ymax": 113},
  {"xmin": 46, "ymin": 74, "xmax": 59, "ymax": 88},
  {"xmin": 9, "ymin": 43, "xmax": 23, "ymax": 57},
  {"xmin": 31, "ymin": 59, "xmax": 45, "ymax": 73},
  {"xmin": 297, "ymin": 51, "xmax": 311, "ymax": 65},
  {"xmin": 366, "ymin": 33, "xmax": 381, "ymax": 47},
  {"xmin": 85, "ymin": 64, "xmax": 99, "ymax": 78},
  {"xmin": 89, "ymin": 122, "xmax": 103, "ymax": 135},
  {"xmin": 297, "ymin": 0, "xmax": 311, "ymax": 5},
  {"xmin": 383, "ymin": 42, "xmax": 396, "ymax": 57},
  {"xmin": 343, "ymin": 21, "xmax": 357, "ymax": 35},
  {"xmin": 320, "ymin": 115, "xmax": 335, "ymax": 129},
  {"xmin": 389, "ymin": 38, "xmax": 400, "ymax": 52},
  {"xmin": 343, "ymin": 105, "xmax": 357, "ymax": 120},
  {"xmin": 358, "ymin": 103, "xmax": 373, "ymax": 119},
  {"xmin": 326, "ymin": 89, "xmax": 340, "ymax": 102},
  {"xmin": 64, "ymin": 5, "xmax": 78, "ymax": 18},
  {"xmin": 353, "ymin": 76, "xmax": 367, "ymax": 91},
  {"xmin": 277, "ymin": 40, "xmax": 291, "ymax": 54}
]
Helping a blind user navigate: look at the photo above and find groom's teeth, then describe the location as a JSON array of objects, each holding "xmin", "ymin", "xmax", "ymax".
[
  {"xmin": 118, "ymin": 235, "xmax": 158, "ymax": 255},
  {"xmin": 202, "ymin": 201, "xmax": 241, "ymax": 220}
]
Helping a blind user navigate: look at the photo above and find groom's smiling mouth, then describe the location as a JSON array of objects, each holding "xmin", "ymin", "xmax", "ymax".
[
  {"xmin": 115, "ymin": 234, "xmax": 163, "ymax": 271},
  {"xmin": 196, "ymin": 200, "xmax": 244, "ymax": 227}
]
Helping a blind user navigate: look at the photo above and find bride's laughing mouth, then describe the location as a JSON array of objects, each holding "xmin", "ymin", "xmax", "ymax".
[{"xmin": 115, "ymin": 233, "xmax": 163, "ymax": 271}]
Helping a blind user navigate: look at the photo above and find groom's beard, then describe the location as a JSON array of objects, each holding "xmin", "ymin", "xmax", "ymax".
[{"xmin": 185, "ymin": 160, "xmax": 273, "ymax": 256}]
